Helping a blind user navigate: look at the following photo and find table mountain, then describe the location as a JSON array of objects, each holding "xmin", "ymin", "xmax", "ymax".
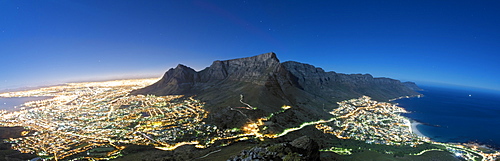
[{"xmin": 131, "ymin": 52, "xmax": 420, "ymax": 129}]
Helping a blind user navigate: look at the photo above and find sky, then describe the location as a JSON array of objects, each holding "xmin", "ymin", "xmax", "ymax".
[{"xmin": 1, "ymin": 0, "xmax": 500, "ymax": 91}]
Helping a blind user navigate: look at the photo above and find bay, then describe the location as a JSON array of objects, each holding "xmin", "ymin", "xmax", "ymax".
[
  {"xmin": 0, "ymin": 96, "xmax": 53, "ymax": 111},
  {"xmin": 396, "ymin": 85, "xmax": 500, "ymax": 149}
]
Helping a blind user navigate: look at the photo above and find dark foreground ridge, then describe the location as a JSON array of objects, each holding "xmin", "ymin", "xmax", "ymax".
[{"xmin": 132, "ymin": 52, "xmax": 420, "ymax": 129}]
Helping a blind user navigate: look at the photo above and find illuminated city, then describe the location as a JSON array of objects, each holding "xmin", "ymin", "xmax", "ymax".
[
  {"xmin": 0, "ymin": 79, "xmax": 246, "ymax": 160},
  {"xmin": 318, "ymin": 96, "xmax": 428, "ymax": 145}
]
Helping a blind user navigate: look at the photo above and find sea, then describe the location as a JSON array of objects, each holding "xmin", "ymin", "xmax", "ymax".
[
  {"xmin": 396, "ymin": 85, "xmax": 500, "ymax": 149},
  {"xmin": 0, "ymin": 96, "xmax": 53, "ymax": 111}
]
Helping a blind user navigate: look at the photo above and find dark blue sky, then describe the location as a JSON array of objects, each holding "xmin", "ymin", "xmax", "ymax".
[{"xmin": 1, "ymin": 0, "xmax": 500, "ymax": 91}]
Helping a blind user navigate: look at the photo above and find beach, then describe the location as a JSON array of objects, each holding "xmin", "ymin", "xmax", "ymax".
[{"xmin": 409, "ymin": 120, "xmax": 426, "ymax": 138}]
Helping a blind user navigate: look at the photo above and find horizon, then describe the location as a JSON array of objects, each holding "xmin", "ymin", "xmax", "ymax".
[
  {"xmin": 2, "ymin": 1, "xmax": 500, "ymax": 91},
  {"xmin": 1, "ymin": 55, "xmax": 499, "ymax": 94}
]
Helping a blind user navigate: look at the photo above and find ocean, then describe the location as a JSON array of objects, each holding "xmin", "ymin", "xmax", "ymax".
[
  {"xmin": 396, "ymin": 85, "xmax": 500, "ymax": 149},
  {"xmin": 0, "ymin": 96, "xmax": 53, "ymax": 111}
]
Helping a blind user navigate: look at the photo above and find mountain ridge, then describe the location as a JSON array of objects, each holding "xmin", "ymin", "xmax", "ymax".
[{"xmin": 131, "ymin": 52, "xmax": 421, "ymax": 129}]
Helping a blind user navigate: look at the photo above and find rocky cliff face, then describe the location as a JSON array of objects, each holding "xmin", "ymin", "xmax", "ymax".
[{"xmin": 132, "ymin": 52, "xmax": 421, "ymax": 129}]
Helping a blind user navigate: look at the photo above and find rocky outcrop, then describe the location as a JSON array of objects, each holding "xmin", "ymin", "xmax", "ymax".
[
  {"xmin": 290, "ymin": 136, "xmax": 320, "ymax": 161},
  {"xmin": 132, "ymin": 52, "xmax": 421, "ymax": 129},
  {"xmin": 227, "ymin": 136, "xmax": 320, "ymax": 161}
]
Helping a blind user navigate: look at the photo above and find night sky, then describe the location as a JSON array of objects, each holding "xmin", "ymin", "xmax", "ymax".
[{"xmin": 1, "ymin": 1, "xmax": 500, "ymax": 91}]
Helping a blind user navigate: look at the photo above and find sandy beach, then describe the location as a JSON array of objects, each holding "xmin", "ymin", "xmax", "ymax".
[{"xmin": 410, "ymin": 120, "xmax": 427, "ymax": 137}]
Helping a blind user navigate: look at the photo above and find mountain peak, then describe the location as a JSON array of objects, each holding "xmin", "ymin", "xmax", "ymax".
[
  {"xmin": 225, "ymin": 52, "xmax": 279, "ymax": 63},
  {"xmin": 254, "ymin": 52, "xmax": 277, "ymax": 61},
  {"xmin": 175, "ymin": 64, "xmax": 190, "ymax": 69}
]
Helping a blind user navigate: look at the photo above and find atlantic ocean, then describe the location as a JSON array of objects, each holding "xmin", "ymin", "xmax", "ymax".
[{"xmin": 396, "ymin": 85, "xmax": 500, "ymax": 149}]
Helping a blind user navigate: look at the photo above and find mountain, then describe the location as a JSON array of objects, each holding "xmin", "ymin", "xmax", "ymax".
[{"xmin": 131, "ymin": 52, "xmax": 421, "ymax": 130}]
